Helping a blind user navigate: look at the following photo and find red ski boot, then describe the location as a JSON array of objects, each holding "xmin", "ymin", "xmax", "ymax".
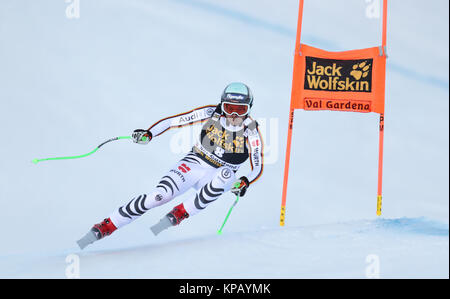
[
  {"xmin": 91, "ymin": 218, "xmax": 117, "ymax": 240},
  {"xmin": 166, "ymin": 203, "xmax": 190, "ymax": 225},
  {"xmin": 150, "ymin": 204, "xmax": 190, "ymax": 236},
  {"xmin": 77, "ymin": 218, "xmax": 117, "ymax": 250}
]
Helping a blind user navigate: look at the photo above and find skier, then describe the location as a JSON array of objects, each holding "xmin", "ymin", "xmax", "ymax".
[{"xmin": 77, "ymin": 82, "xmax": 264, "ymax": 249}]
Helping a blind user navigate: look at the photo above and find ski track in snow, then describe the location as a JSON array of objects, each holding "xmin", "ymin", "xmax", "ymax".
[{"xmin": 168, "ymin": 0, "xmax": 449, "ymax": 90}]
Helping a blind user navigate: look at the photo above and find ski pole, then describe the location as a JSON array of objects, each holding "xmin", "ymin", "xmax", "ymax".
[
  {"xmin": 217, "ymin": 186, "xmax": 240, "ymax": 235},
  {"xmin": 32, "ymin": 136, "xmax": 135, "ymax": 164}
]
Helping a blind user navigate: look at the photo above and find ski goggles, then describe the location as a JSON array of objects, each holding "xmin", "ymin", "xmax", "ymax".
[{"xmin": 221, "ymin": 102, "xmax": 250, "ymax": 116}]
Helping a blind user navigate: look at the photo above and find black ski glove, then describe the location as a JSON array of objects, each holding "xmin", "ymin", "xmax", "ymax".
[
  {"xmin": 132, "ymin": 129, "xmax": 152, "ymax": 145},
  {"xmin": 231, "ymin": 176, "xmax": 250, "ymax": 197}
]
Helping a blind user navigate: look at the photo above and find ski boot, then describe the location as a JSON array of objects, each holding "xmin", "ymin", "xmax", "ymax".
[
  {"xmin": 77, "ymin": 218, "xmax": 117, "ymax": 250},
  {"xmin": 150, "ymin": 203, "xmax": 189, "ymax": 236}
]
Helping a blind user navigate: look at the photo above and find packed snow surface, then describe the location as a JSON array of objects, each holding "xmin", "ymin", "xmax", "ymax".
[{"xmin": 0, "ymin": 0, "xmax": 448, "ymax": 278}]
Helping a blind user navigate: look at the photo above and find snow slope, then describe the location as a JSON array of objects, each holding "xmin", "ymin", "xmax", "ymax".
[
  {"xmin": 1, "ymin": 217, "xmax": 447, "ymax": 279},
  {"xmin": 0, "ymin": 0, "xmax": 448, "ymax": 278}
]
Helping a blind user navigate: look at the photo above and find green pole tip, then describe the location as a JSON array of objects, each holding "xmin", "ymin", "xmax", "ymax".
[
  {"xmin": 217, "ymin": 231, "xmax": 223, "ymax": 235},
  {"xmin": 32, "ymin": 159, "xmax": 38, "ymax": 164}
]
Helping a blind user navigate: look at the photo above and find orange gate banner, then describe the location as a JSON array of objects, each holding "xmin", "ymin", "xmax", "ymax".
[
  {"xmin": 291, "ymin": 44, "xmax": 386, "ymax": 114},
  {"xmin": 280, "ymin": 0, "xmax": 388, "ymax": 226}
]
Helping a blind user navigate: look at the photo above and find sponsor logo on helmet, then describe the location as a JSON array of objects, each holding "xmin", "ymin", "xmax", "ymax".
[{"xmin": 226, "ymin": 94, "xmax": 245, "ymax": 100}]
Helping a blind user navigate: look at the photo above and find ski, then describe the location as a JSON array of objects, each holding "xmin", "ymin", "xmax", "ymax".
[
  {"xmin": 150, "ymin": 216, "xmax": 173, "ymax": 236},
  {"xmin": 77, "ymin": 230, "xmax": 99, "ymax": 250}
]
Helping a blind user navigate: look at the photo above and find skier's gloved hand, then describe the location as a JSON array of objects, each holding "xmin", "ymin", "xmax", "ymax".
[
  {"xmin": 231, "ymin": 176, "xmax": 250, "ymax": 197},
  {"xmin": 132, "ymin": 129, "xmax": 152, "ymax": 145}
]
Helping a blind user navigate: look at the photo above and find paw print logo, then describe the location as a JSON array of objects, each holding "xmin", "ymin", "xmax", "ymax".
[
  {"xmin": 233, "ymin": 136, "xmax": 244, "ymax": 148},
  {"xmin": 350, "ymin": 61, "xmax": 371, "ymax": 80}
]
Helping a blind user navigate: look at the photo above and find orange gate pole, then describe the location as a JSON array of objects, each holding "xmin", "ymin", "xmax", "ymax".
[
  {"xmin": 280, "ymin": 0, "xmax": 304, "ymax": 226},
  {"xmin": 377, "ymin": 113, "xmax": 384, "ymax": 216},
  {"xmin": 377, "ymin": 0, "xmax": 388, "ymax": 216}
]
